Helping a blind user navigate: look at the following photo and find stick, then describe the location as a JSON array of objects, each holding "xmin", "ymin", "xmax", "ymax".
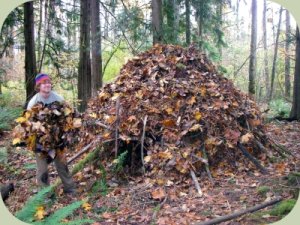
[
  {"xmin": 190, "ymin": 170, "xmax": 203, "ymax": 197},
  {"xmin": 269, "ymin": 139, "xmax": 294, "ymax": 157},
  {"xmin": 141, "ymin": 115, "xmax": 148, "ymax": 174},
  {"xmin": 95, "ymin": 121, "xmax": 111, "ymax": 130},
  {"xmin": 237, "ymin": 142, "xmax": 268, "ymax": 174},
  {"xmin": 201, "ymin": 146, "xmax": 214, "ymax": 184},
  {"xmin": 194, "ymin": 197, "xmax": 282, "ymax": 225},
  {"xmin": 191, "ymin": 154, "xmax": 208, "ymax": 165},
  {"xmin": 254, "ymin": 139, "xmax": 269, "ymax": 155},
  {"xmin": 115, "ymin": 97, "xmax": 120, "ymax": 158},
  {"xmin": 67, "ymin": 138, "xmax": 114, "ymax": 165},
  {"xmin": 67, "ymin": 142, "xmax": 93, "ymax": 164}
]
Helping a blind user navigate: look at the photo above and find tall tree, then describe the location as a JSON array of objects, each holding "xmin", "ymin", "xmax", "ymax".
[
  {"xmin": 269, "ymin": 7, "xmax": 283, "ymax": 100},
  {"xmin": 185, "ymin": 0, "xmax": 191, "ymax": 45},
  {"xmin": 37, "ymin": 0, "xmax": 43, "ymax": 70},
  {"xmin": 217, "ymin": 0, "xmax": 223, "ymax": 60},
  {"xmin": 24, "ymin": 1, "xmax": 37, "ymax": 106},
  {"xmin": 290, "ymin": 26, "xmax": 300, "ymax": 120},
  {"xmin": 91, "ymin": 0, "xmax": 102, "ymax": 97},
  {"xmin": 195, "ymin": 0, "xmax": 204, "ymax": 50},
  {"xmin": 262, "ymin": 0, "xmax": 270, "ymax": 99},
  {"xmin": 165, "ymin": 0, "xmax": 176, "ymax": 44},
  {"xmin": 78, "ymin": 0, "xmax": 91, "ymax": 111},
  {"xmin": 285, "ymin": 9, "xmax": 291, "ymax": 98},
  {"xmin": 152, "ymin": 0, "xmax": 163, "ymax": 44},
  {"xmin": 248, "ymin": 0, "xmax": 257, "ymax": 95}
]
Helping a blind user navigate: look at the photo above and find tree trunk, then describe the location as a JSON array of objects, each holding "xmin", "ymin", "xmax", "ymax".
[
  {"xmin": 152, "ymin": 0, "xmax": 163, "ymax": 44},
  {"xmin": 165, "ymin": 0, "xmax": 175, "ymax": 44},
  {"xmin": 78, "ymin": 0, "xmax": 91, "ymax": 111},
  {"xmin": 39, "ymin": 0, "xmax": 50, "ymax": 73},
  {"xmin": 174, "ymin": 0, "xmax": 180, "ymax": 43},
  {"xmin": 269, "ymin": 7, "xmax": 283, "ymax": 100},
  {"xmin": 24, "ymin": 1, "xmax": 37, "ymax": 107},
  {"xmin": 37, "ymin": 0, "xmax": 43, "ymax": 70},
  {"xmin": 290, "ymin": 27, "xmax": 300, "ymax": 120},
  {"xmin": 248, "ymin": 0, "xmax": 257, "ymax": 96},
  {"xmin": 285, "ymin": 10, "xmax": 291, "ymax": 98},
  {"xmin": 262, "ymin": 0, "xmax": 270, "ymax": 99},
  {"xmin": 185, "ymin": 0, "xmax": 191, "ymax": 45},
  {"xmin": 196, "ymin": 1, "xmax": 204, "ymax": 50},
  {"xmin": 217, "ymin": 0, "xmax": 223, "ymax": 61},
  {"xmin": 91, "ymin": 0, "xmax": 102, "ymax": 97}
]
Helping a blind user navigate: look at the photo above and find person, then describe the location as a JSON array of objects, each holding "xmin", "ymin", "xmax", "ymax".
[{"xmin": 27, "ymin": 73, "xmax": 76, "ymax": 194}]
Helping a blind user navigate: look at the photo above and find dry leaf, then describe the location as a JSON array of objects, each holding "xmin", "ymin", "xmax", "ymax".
[
  {"xmin": 188, "ymin": 96, "xmax": 196, "ymax": 105},
  {"xmin": 240, "ymin": 133, "xmax": 254, "ymax": 144},
  {"xmin": 165, "ymin": 107, "xmax": 173, "ymax": 115},
  {"xmin": 162, "ymin": 119, "xmax": 176, "ymax": 127},
  {"xmin": 144, "ymin": 155, "xmax": 152, "ymax": 163},
  {"xmin": 15, "ymin": 117, "xmax": 27, "ymax": 123},
  {"xmin": 89, "ymin": 112, "xmax": 97, "ymax": 118},
  {"xmin": 73, "ymin": 118, "xmax": 82, "ymax": 128},
  {"xmin": 194, "ymin": 111, "xmax": 202, "ymax": 121},
  {"xmin": 34, "ymin": 206, "xmax": 46, "ymax": 220},
  {"xmin": 82, "ymin": 202, "xmax": 92, "ymax": 211},
  {"xmin": 12, "ymin": 138, "xmax": 21, "ymax": 145},
  {"xmin": 151, "ymin": 188, "xmax": 166, "ymax": 200}
]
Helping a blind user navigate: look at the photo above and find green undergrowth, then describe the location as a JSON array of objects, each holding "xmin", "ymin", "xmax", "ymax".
[
  {"xmin": 266, "ymin": 99, "xmax": 292, "ymax": 119},
  {"xmin": 0, "ymin": 147, "xmax": 8, "ymax": 164},
  {"xmin": 250, "ymin": 199, "xmax": 297, "ymax": 222},
  {"xmin": 0, "ymin": 106, "xmax": 23, "ymax": 131},
  {"xmin": 15, "ymin": 186, "xmax": 93, "ymax": 225},
  {"xmin": 270, "ymin": 199, "xmax": 297, "ymax": 217},
  {"xmin": 257, "ymin": 186, "xmax": 270, "ymax": 197}
]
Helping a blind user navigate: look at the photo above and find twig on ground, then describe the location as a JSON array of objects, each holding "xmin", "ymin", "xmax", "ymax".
[
  {"xmin": 190, "ymin": 169, "xmax": 203, "ymax": 197},
  {"xmin": 141, "ymin": 115, "xmax": 148, "ymax": 174},
  {"xmin": 201, "ymin": 145, "xmax": 214, "ymax": 184},
  {"xmin": 194, "ymin": 197, "xmax": 282, "ymax": 225},
  {"xmin": 115, "ymin": 97, "xmax": 120, "ymax": 158}
]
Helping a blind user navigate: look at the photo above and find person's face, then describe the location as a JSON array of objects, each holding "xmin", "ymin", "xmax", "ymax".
[{"xmin": 39, "ymin": 79, "xmax": 52, "ymax": 93}]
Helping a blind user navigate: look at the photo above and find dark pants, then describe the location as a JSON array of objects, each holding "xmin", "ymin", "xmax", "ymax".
[{"xmin": 35, "ymin": 151, "xmax": 75, "ymax": 192}]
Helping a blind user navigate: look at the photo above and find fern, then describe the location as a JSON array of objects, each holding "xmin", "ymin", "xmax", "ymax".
[
  {"xmin": 61, "ymin": 219, "xmax": 95, "ymax": 225},
  {"xmin": 15, "ymin": 186, "xmax": 53, "ymax": 223},
  {"xmin": 113, "ymin": 150, "xmax": 128, "ymax": 173},
  {"xmin": 15, "ymin": 186, "xmax": 94, "ymax": 225},
  {"xmin": 72, "ymin": 147, "xmax": 101, "ymax": 175},
  {"xmin": 34, "ymin": 201, "xmax": 94, "ymax": 225}
]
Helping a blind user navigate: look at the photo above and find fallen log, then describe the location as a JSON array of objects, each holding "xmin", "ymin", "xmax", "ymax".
[{"xmin": 194, "ymin": 197, "xmax": 282, "ymax": 225}]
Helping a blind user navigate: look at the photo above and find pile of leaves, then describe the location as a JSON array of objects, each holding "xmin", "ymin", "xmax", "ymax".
[
  {"xmin": 12, "ymin": 101, "xmax": 82, "ymax": 158},
  {"xmin": 82, "ymin": 44, "xmax": 271, "ymax": 178}
]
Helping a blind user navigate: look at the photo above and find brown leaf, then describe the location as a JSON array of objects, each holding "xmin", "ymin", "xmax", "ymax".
[
  {"xmin": 240, "ymin": 132, "xmax": 254, "ymax": 144},
  {"xmin": 162, "ymin": 119, "xmax": 176, "ymax": 127},
  {"xmin": 188, "ymin": 96, "xmax": 196, "ymax": 105},
  {"xmin": 151, "ymin": 188, "xmax": 166, "ymax": 200},
  {"xmin": 225, "ymin": 129, "xmax": 241, "ymax": 144}
]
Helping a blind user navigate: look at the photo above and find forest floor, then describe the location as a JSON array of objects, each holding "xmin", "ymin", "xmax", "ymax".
[{"xmin": 1, "ymin": 120, "xmax": 300, "ymax": 225}]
